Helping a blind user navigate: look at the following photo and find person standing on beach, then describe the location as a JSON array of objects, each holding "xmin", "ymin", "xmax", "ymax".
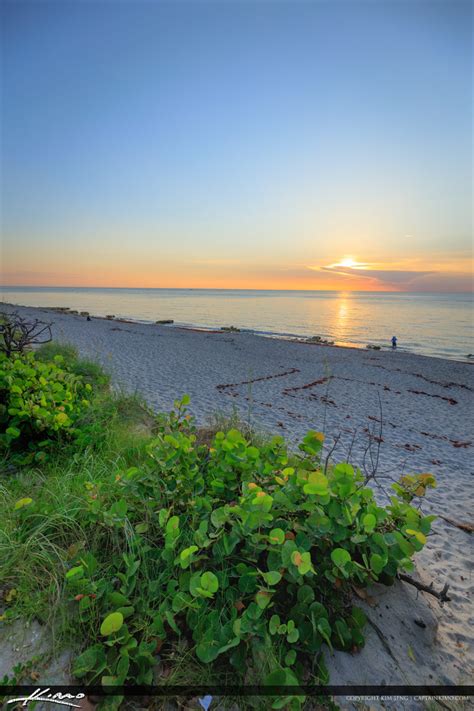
[{"xmin": 391, "ymin": 336, "xmax": 398, "ymax": 349}]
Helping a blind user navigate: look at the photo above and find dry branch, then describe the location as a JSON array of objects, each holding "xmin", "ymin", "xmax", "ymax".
[
  {"xmin": 439, "ymin": 515, "xmax": 474, "ymax": 533},
  {"xmin": 0, "ymin": 311, "xmax": 53, "ymax": 356},
  {"xmin": 398, "ymin": 573, "xmax": 451, "ymax": 604}
]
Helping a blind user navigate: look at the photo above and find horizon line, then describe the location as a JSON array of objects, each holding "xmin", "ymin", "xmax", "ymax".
[{"xmin": 1, "ymin": 285, "xmax": 473, "ymax": 295}]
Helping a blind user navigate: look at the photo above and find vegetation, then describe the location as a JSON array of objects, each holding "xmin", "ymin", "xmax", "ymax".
[
  {"xmin": 0, "ymin": 340, "xmax": 111, "ymax": 463},
  {"xmin": 0, "ymin": 330, "xmax": 437, "ymax": 709},
  {"xmin": 0, "ymin": 310, "xmax": 52, "ymax": 358}
]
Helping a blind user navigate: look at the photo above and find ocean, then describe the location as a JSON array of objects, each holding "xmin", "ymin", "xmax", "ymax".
[{"xmin": 1, "ymin": 287, "xmax": 473, "ymax": 361}]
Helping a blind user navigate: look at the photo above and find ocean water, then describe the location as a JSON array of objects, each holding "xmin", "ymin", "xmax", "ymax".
[{"xmin": 1, "ymin": 287, "xmax": 473, "ymax": 361}]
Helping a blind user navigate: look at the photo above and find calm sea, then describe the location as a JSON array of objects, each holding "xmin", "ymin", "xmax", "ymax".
[{"xmin": 1, "ymin": 287, "xmax": 473, "ymax": 361}]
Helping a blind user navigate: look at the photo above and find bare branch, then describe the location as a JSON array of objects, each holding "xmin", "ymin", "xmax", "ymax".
[
  {"xmin": 345, "ymin": 426, "xmax": 358, "ymax": 462},
  {"xmin": 439, "ymin": 516, "xmax": 474, "ymax": 533},
  {"xmin": 324, "ymin": 433, "xmax": 342, "ymax": 474},
  {"xmin": 0, "ymin": 311, "xmax": 53, "ymax": 357},
  {"xmin": 398, "ymin": 573, "xmax": 451, "ymax": 604}
]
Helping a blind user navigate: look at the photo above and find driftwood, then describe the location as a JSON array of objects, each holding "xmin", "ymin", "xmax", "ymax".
[
  {"xmin": 439, "ymin": 515, "xmax": 474, "ymax": 533},
  {"xmin": 398, "ymin": 573, "xmax": 451, "ymax": 604},
  {"xmin": 0, "ymin": 311, "xmax": 53, "ymax": 357}
]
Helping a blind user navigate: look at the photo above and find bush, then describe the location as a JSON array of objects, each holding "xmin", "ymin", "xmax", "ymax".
[
  {"xmin": 36, "ymin": 342, "xmax": 110, "ymax": 390},
  {"xmin": 0, "ymin": 351, "xmax": 92, "ymax": 460},
  {"xmin": 63, "ymin": 396, "xmax": 435, "ymax": 703}
]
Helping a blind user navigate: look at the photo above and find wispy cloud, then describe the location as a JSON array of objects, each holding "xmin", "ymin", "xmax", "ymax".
[{"xmin": 321, "ymin": 264, "xmax": 435, "ymax": 288}]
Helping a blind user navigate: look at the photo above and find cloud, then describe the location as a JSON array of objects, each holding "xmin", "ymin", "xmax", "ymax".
[
  {"xmin": 321, "ymin": 265, "xmax": 435, "ymax": 288},
  {"xmin": 318, "ymin": 264, "xmax": 473, "ymax": 291}
]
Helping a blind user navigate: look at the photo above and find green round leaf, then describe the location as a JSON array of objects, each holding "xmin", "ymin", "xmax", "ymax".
[
  {"xmin": 362, "ymin": 513, "xmax": 376, "ymax": 532},
  {"xmin": 370, "ymin": 553, "xmax": 385, "ymax": 574},
  {"xmin": 6, "ymin": 426, "xmax": 20, "ymax": 439},
  {"xmin": 264, "ymin": 570, "xmax": 282, "ymax": 586},
  {"xmin": 303, "ymin": 471, "xmax": 328, "ymax": 496},
  {"xmin": 331, "ymin": 548, "xmax": 351, "ymax": 568},
  {"xmin": 200, "ymin": 571, "xmax": 218, "ymax": 593},
  {"xmin": 100, "ymin": 611, "xmax": 124, "ymax": 636},
  {"xmin": 269, "ymin": 528, "xmax": 285, "ymax": 545}
]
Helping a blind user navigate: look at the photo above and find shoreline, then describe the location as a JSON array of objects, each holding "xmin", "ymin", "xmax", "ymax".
[{"xmin": 1, "ymin": 299, "xmax": 472, "ymax": 365}]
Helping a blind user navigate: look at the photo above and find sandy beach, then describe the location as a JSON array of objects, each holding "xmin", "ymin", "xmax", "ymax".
[{"xmin": 2, "ymin": 303, "xmax": 473, "ymax": 705}]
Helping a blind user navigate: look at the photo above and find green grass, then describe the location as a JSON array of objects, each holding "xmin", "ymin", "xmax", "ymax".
[
  {"xmin": 0, "ymin": 400, "xmax": 151, "ymax": 627},
  {"xmin": 35, "ymin": 341, "xmax": 111, "ymax": 390}
]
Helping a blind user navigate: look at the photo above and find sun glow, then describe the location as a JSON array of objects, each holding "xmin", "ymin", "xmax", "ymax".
[
  {"xmin": 330, "ymin": 257, "xmax": 369, "ymax": 269},
  {"xmin": 337, "ymin": 258, "xmax": 358, "ymax": 268}
]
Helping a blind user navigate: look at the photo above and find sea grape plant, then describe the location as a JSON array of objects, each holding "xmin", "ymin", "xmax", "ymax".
[
  {"xmin": 0, "ymin": 351, "xmax": 92, "ymax": 459},
  {"xmin": 63, "ymin": 396, "xmax": 436, "ymax": 705}
]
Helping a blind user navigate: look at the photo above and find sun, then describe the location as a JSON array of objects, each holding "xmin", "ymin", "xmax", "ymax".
[
  {"xmin": 323, "ymin": 257, "xmax": 370, "ymax": 271},
  {"xmin": 338, "ymin": 257, "xmax": 358, "ymax": 268}
]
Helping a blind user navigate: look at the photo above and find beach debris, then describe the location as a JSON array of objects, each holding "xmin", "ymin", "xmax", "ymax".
[
  {"xmin": 397, "ymin": 443, "xmax": 422, "ymax": 452},
  {"xmin": 216, "ymin": 367, "xmax": 300, "ymax": 392},
  {"xmin": 420, "ymin": 432, "xmax": 472, "ymax": 449},
  {"xmin": 369, "ymin": 362, "xmax": 473, "ymax": 391},
  {"xmin": 439, "ymin": 516, "xmax": 474, "ymax": 533},
  {"xmin": 413, "ymin": 618, "xmax": 427, "ymax": 629},
  {"xmin": 408, "ymin": 389, "xmax": 458, "ymax": 405},
  {"xmin": 69, "ymin": 310, "xmax": 79, "ymax": 314},
  {"xmin": 283, "ymin": 376, "xmax": 330, "ymax": 394},
  {"xmin": 367, "ymin": 344, "xmax": 381, "ymax": 350},
  {"xmin": 80, "ymin": 311, "xmax": 90, "ymax": 317},
  {"xmin": 352, "ymin": 585, "xmax": 376, "ymax": 606},
  {"xmin": 220, "ymin": 325, "xmax": 240, "ymax": 332},
  {"xmin": 156, "ymin": 319, "xmax": 174, "ymax": 324},
  {"xmin": 306, "ymin": 335, "xmax": 334, "ymax": 345},
  {"xmin": 0, "ymin": 311, "xmax": 52, "ymax": 357},
  {"xmin": 398, "ymin": 573, "xmax": 451, "ymax": 605},
  {"xmin": 467, "ymin": 354, "xmax": 474, "ymax": 359},
  {"xmin": 50, "ymin": 306, "xmax": 70, "ymax": 312},
  {"xmin": 105, "ymin": 315, "xmax": 115, "ymax": 320}
]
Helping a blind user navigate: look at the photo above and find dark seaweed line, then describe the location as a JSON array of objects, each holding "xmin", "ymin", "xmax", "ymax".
[{"xmin": 216, "ymin": 367, "xmax": 300, "ymax": 391}]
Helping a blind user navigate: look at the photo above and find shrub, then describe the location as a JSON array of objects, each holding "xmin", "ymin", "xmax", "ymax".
[
  {"xmin": 36, "ymin": 342, "xmax": 111, "ymax": 390},
  {"xmin": 0, "ymin": 351, "xmax": 92, "ymax": 460},
  {"xmin": 64, "ymin": 396, "xmax": 435, "ymax": 703}
]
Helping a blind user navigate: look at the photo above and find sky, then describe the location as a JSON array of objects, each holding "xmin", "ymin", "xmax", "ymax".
[{"xmin": 1, "ymin": 0, "xmax": 472, "ymax": 291}]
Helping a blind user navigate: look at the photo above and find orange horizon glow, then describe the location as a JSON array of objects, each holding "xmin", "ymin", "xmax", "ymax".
[
  {"xmin": 2, "ymin": 238, "xmax": 472, "ymax": 293},
  {"xmin": 1, "ymin": 258, "xmax": 472, "ymax": 293}
]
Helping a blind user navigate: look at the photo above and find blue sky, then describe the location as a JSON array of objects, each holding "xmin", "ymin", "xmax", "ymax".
[{"xmin": 1, "ymin": 0, "xmax": 472, "ymax": 290}]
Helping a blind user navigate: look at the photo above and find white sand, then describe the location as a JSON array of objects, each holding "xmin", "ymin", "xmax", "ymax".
[{"xmin": 3, "ymin": 304, "xmax": 473, "ymax": 707}]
